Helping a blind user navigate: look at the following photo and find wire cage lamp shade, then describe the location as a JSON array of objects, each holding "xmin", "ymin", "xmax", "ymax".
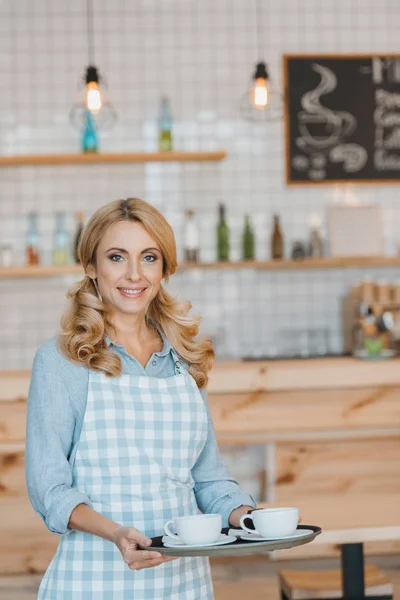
[{"xmin": 70, "ymin": 0, "xmax": 117, "ymax": 130}]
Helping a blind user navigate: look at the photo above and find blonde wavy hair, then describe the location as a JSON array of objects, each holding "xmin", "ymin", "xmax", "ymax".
[{"xmin": 59, "ymin": 198, "xmax": 214, "ymax": 388}]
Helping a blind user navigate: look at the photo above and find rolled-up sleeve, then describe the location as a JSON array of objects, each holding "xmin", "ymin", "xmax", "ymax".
[
  {"xmin": 192, "ymin": 388, "xmax": 257, "ymax": 527},
  {"xmin": 25, "ymin": 346, "xmax": 92, "ymax": 535}
]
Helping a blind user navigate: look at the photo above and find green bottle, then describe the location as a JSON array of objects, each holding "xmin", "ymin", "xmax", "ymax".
[
  {"xmin": 159, "ymin": 96, "xmax": 173, "ymax": 152},
  {"xmin": 242, "ymin": 215, "xmax": 255, "ymax": 260},
  {"xmin": 217, "ymin": 203, "xmax": 229, "ymax": 261}
]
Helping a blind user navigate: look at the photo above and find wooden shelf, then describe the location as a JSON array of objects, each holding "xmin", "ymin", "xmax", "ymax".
[
  {"xmin": 180, "ymin": 256, "xmax": 400, "ymax": 271},
  {"xmin": 0, "ymin": 151, "xmax": 227, "ymax": 167},
  {"xmin": 0, "ymin": 265, "xmax": 83, "ymax": 279},
  {"xmin": 1, "ymin": 256, "xmax": 400, "ymax": 279}
]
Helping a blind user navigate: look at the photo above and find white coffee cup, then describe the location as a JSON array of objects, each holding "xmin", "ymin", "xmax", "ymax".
[
  {"xmin": 164, "ymin": 513, "xmax": 222, "ymax": 545},
  {"xmin": 239, "ymin": 507, "xmax": 299, "ymax": 538}
]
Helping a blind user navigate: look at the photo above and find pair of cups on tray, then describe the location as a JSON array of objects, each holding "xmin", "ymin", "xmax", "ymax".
[{"xmin": 164, "ymin": 507, "xmax": 299, "ymax": 546}]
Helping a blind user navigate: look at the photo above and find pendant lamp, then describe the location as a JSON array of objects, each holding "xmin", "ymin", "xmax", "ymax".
[
  {"xmin": 70, "ymin": 0, "xmax": 117, "ymax": 130},
  {"xmin": 240, "ymin": 0, "xmax": 282, "ymax": 122}
]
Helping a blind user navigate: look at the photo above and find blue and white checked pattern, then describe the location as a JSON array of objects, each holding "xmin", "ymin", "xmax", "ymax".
[{"xmin": 37, "ymin": 351, "xmax": 214, "ymax": 600}]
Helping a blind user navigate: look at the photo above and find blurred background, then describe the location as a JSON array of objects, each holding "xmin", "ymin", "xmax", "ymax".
[
  {"xmin": 0, "ymin": 0, "xmax": 399, "ymax": 598},
  {"xmin": 1, "ymin": 0, "xmax": 400, "ymax": 369}
]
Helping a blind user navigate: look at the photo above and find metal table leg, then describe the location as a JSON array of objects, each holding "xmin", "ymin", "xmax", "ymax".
[{"xmin": 341, "ymin": 542, "xmax": 365, "ymax": 600}]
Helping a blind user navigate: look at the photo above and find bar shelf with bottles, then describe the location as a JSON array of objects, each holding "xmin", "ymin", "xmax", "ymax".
[
  {"xmin": 2, "ymin": 257, "xmax": 400, "ymax": 280},
  {"xmin": 3, "ymin": 205, "xmax": 400, "ymax": 279}
]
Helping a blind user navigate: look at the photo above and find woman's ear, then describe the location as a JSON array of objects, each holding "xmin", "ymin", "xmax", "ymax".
[{"xmin": 86, "ymin": 264, "xmax": 96, "ymax": 279}]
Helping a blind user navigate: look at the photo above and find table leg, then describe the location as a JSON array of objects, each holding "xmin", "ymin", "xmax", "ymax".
[{"xmin": 341, "ymin": 542, "xmax": 365, "ymax": 600}]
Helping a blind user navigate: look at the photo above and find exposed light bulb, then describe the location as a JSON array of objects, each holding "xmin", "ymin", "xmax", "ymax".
[
  {"xmin": 253, "ymin": 77, "xmax": 268, "ymax": 108},
  {"xmin": 84, "ymin": 66, "xmax": 102, "ymax": 113},
  {"xmin": 86, "ymin": 81, "xmax": 102, "ymax": 112},
  {"xmin": 252, "ymin": 62, "xmax": 269, "ymax": 109}
]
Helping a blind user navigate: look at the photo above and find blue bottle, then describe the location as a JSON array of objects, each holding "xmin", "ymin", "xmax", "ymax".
[{"xmin": 82, "ymin": 108, "xmax": 98, "ymax": 153}]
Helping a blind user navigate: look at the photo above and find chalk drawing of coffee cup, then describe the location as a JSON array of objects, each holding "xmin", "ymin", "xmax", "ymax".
[{"xmin": 297, "ymin": 64, "xmax": 356, "ymax": 150}]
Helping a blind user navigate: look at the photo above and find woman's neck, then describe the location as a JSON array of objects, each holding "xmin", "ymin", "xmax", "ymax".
[
  {"xmin": 108, "ymin": 312, "xmax": 155, "ymax": 346},
  {"xmin": 107, "ymin": 314, "xmax": 163, "ymax": 367}
]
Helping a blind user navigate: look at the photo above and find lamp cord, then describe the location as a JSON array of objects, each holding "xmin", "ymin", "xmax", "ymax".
[
  {"xmin": 255, "ymin": 0, "xmax": 263, "ymax": 62},
  {"xmin": 87, "ymin": 0, "xmax": 95, "ymax": 64}
]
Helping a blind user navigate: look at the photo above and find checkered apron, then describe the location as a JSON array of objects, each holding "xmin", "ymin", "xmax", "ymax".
[{"xmin": 37, "ymin": 352, "xmax": 214, "ymax": 599}]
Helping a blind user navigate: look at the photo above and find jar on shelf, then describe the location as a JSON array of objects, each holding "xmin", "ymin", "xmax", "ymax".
[{"xmin": 352, "ymin": 305, "xmax": 397, "ymax": 359}]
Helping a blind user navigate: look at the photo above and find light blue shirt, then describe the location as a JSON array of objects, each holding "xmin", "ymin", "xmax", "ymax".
[{"xmin": 25, "ymin": 333, "xmax": 256, "ymax": 536}]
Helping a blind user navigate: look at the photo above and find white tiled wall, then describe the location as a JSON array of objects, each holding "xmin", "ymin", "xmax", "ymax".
[{"xmin": 1, "ymin": 0, "xmax": 400, "ymax": 371}]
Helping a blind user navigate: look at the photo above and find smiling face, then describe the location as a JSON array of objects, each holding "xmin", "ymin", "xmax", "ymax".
[{"xmin": 87, "ymin": 220, "xmax": 164, "ymax": 319}]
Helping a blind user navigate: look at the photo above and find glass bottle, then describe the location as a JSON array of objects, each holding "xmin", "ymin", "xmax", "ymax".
[
  {"xmin": 53, "ymin": 212, "xmax": 69, "ymax": 265},
  {"xmin": 271, "ymin": 214, "xmax": 284, "ymax": 259},
  {"xmin": 74, "ymin": 211, "xmax": 85, "ymax": 264},
  {"xmin": 308, "ymin": 214, "xmax": 324, "ymax": 258},
  {"xmin": 242, "ymin": 215, "xmax": 255, "ymax": 260},
  {"xmin": 217, "ymin": 203, "xmax": 229, "ymax": 261},
  {"xmin": 183, "ymin": 209, "xmax": 199, "ymax": 263},
  {"xmin": 159, "ymin": 96, "xmax": 173, "ymax": 152},
  {"xmin": 26, "ymin": 212, "xmax": 40, "ymax": 266},
  {"xmin": 82, "ymin": 108, "xmax": 98, "ymax": 153}
]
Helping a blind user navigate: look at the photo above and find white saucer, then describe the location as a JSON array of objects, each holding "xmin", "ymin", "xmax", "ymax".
[
  {"xmin": 239, "ymin": 529, "xmax": 314, "ymax": 542},
  {"xmin": 162, "ymin": 533, "xmax": 236, "ymax": 549}
]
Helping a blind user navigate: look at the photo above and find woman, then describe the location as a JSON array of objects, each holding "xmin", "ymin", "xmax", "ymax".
[{"xmin": 26, "ymin": 198, "xmax": 257, "ymax": 600}]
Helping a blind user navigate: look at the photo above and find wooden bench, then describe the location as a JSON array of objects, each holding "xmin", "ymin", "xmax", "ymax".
[{"xmin": 279, "ymin": 564, "xmax": 393, "ymax": 600}]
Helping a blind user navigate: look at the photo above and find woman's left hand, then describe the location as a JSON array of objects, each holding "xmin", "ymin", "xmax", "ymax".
[
  {"xmin": 228, "ymin": 506, "xmax": 302, "ymax": 528},
  {"xmin": 228, "ymin": 505, "xmax": 255, "ymax": 528}
]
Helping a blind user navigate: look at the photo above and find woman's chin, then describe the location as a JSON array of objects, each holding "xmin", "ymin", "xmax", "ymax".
[{"xmin": 107, "ymin": 299, "xmax": 147, "ymax": 317}]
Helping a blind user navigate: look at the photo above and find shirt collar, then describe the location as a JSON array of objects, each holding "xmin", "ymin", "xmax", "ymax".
[{"xmin": 105, "ymin": 321, "xmax": 172, "ymax": 358}]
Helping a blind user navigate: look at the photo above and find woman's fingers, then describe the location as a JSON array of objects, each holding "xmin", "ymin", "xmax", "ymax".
[
  {"xmin": 123, "ymin": 548, "xmax": 160, "ymax": 564},
  {"xmin": 127, "ymin": 554, "xmax": 178, "ymax": 570}
]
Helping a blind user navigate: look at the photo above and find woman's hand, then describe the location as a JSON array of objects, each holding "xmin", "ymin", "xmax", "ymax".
[
  {"xmin": 228, "ymin": 506, "xmax": 302, "ymax": 528},
  {"xmin": 114, "ymin": 526, "xmax": 178, "ymax": 571}
]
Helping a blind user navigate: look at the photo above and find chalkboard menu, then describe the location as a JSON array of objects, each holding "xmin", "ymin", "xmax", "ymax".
[{"xmin": 284, "ymin": 54, "xmax": 400, "ymax": 184}]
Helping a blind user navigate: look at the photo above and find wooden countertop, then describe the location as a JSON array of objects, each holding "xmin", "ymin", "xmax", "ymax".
[
  {"xmin": 208, "ymin": 356, "xmax": 400, "ymax": 393},
  {"xmin": 1, "ymin": 356, "xmax": 400, "ymax": 402}
]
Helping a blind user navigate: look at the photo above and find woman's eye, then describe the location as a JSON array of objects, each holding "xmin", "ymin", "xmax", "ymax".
[
  {"xmin": 109, "ymin": 254, "xmax": 124, "ymax": 262},
  {"xmin": 143, "ymin": 254, "xmax": 157, "ymax": 262}
]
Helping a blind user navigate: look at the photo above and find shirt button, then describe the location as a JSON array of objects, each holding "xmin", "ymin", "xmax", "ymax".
[{"xmin": 152, "ymin": 360, "xmax": 157, "ymax": 366}]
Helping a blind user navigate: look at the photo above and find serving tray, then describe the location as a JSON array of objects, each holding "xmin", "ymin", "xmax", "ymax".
[{"xmin": 139, "ymin": 524, "xmax": 321, "ymax": 557}]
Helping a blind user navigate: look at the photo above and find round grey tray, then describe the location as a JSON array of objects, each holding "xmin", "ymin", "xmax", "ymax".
[{"xmin": 139, "ymin": 525, "xmax": 321, "ymax": 557}]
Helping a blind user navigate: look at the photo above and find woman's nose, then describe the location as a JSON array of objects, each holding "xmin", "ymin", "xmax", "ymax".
[{"xmin": 126, "ymin": 261, "xmax": 142, "ymax": 280}]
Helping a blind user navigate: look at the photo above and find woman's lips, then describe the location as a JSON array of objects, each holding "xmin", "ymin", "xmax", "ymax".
[{"xmin": 118, "ymin": 287, "xmax": 146, "ymax": 299}]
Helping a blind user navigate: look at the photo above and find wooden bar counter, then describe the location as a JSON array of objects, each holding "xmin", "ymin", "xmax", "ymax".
[{"xmin": 0, "ymin": 357, "xmax": 399, "ymax": 574}]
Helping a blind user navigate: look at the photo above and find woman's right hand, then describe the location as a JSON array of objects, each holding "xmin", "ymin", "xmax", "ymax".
[{"xmin": 114, "ymin": 525, "xmax": 178, "ymax": 571}]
